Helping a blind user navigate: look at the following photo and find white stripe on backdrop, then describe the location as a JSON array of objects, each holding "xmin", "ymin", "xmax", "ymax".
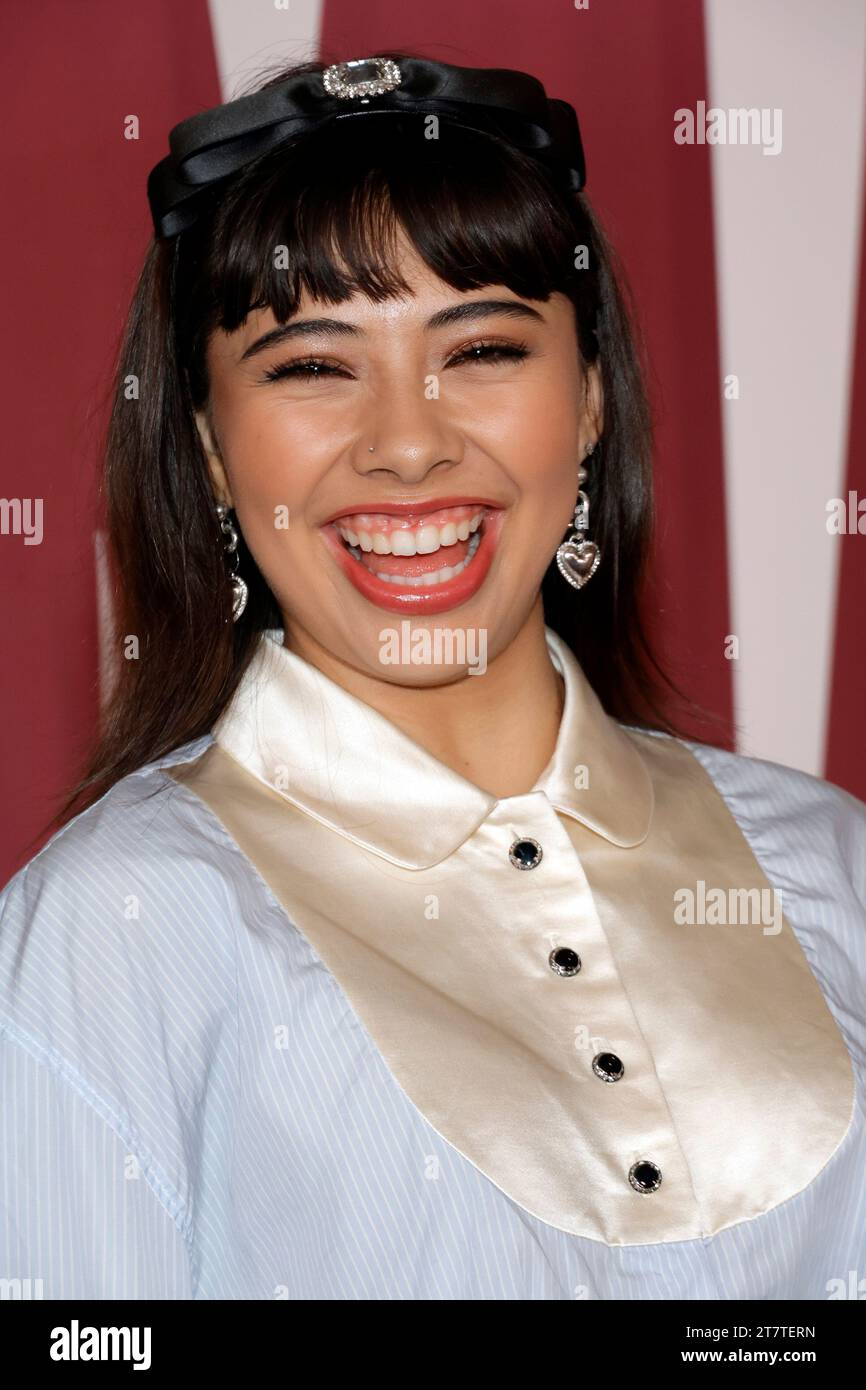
[
  {"xmin": 706, "ymin": 0, "xmax": 866, "ymax": 772},
  {"xmin": 206, "ymin": 0, "xmax": 865, "ymax": 776},
  {"xmin": 207, "ymin": 0, "xmax": 323, "ymax": 97}
]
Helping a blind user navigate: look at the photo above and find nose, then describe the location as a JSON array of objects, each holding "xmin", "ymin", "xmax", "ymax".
[{"xmin": 350, "ymin": 380, "xmax": 466, "ymax": 484}]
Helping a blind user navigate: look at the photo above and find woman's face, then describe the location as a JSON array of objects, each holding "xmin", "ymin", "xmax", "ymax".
[{"xmin": 197, "ymin": 227, "xmax": 603, "ymax": 683}]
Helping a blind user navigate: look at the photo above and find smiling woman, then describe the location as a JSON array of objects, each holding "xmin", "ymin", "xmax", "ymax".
[
  {"xmin": 1, "ymin": 53, "xmax": 865, "ymax": 1304},
  {"xmin": 101, "ymin": 57, "xmax": 660, "ymax": 770}
]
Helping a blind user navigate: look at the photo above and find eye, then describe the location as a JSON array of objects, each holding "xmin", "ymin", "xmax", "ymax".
[
  {"xmin": 258, "ymin": 340, "xmax": 530, "ymax": 383},
  {"xmin": 260, "ymin": 357, "xmax": 353, "ymax": 383},
  {"xmin": 445, "ymin": 339, "xmax": 530, "ymax": 368}
]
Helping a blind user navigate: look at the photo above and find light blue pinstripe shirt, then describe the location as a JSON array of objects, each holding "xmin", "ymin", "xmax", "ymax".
[{"xmin": 2, "ymin": 661, "xmax": 866, "ymax": 1299}]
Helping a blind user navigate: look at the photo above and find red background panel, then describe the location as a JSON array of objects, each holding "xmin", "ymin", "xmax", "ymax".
[{"xmin": 0, "ymin": 0, "xmax": 221, "ymax": 884}]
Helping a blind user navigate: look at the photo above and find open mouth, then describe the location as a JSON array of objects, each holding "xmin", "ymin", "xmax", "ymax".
[{"xmin": 320, "ymin": 502, "xmax": 504, "ymax": 614}]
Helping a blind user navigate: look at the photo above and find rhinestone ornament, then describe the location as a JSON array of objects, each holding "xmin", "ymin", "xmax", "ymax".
[{"xmin": 322, "ymin": 58, "xmax": 403, "ymax": 101}]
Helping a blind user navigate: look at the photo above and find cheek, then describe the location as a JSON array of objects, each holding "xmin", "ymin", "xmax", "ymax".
[
  {"xmin": 476, "ymin": 361, "xmax": 581, "ymax": 461},
  {"xmin": 213, "ymin": 395, "xmax": 328, "ymax": 550},
  {"xmin": 475, "ymin": 367, "xmax": 583, "ymax": 526}
]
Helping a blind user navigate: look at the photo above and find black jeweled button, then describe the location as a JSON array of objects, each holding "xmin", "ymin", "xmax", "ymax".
[
  {"xmin": 628, "ymin": 1159, "xmax": 662, "ymax": 1194},
  {"xmin": 592, "ymin": 1051, "xmax": 625, "ymax": 1082},
  {"xmin": 508, "ymin": 837, "xmax": 543, "ymax": 870},
  {"xmin": 549, "ymin": 946, "xmax": 582, "ymax": 977}
]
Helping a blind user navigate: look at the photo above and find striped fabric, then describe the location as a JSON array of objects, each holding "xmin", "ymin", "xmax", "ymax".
[{"xmin": 1, "ymin": 734, "xmax": 864, "ymax": 1299}]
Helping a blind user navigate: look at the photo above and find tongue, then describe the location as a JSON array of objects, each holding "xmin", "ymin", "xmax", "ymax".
[{"xmin": 355, "ymin": 535, "xmax": 473, "ymax": 576}]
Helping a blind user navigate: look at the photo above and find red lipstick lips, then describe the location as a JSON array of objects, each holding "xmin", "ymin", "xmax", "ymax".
[{"xmin": 319, "ymin": 501, "xmax": 505, "ymax": 615}]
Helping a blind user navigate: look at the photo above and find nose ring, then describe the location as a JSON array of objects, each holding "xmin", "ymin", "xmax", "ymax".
[{"xmin": 368, "ymin": 445, "xmax": 375, "ymax": 452}]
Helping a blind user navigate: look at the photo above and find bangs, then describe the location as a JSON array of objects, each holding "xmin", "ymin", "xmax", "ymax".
[{"xmin": 193, "ymin": 114, "xmax": 589, "ymax": 336}]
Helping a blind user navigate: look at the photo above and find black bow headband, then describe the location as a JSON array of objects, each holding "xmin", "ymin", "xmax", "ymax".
[{"xmin": 147, "ymin": 55, "xmax": 587, "ymax": 238}]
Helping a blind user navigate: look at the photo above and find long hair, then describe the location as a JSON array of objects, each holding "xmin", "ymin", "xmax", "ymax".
[{"xmin": 51, "ymin": 53, "xmax": 718, "ymax": 833}]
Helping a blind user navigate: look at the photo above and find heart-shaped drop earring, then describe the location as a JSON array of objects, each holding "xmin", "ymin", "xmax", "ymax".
[
  {"xmin": 215, "ymin": 502, "xmax": 249, "ymax": 621},
  {"xmin": 555, "ymin": 442, "xmax": 602, "ymax": 591}
]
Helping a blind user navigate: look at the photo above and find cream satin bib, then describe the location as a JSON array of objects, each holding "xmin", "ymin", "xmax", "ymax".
[{"xmin": 168, "ymin": 626, "xmax": 854, "ymax": 1246}]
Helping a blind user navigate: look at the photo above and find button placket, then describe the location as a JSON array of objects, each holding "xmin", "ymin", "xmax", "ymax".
[{"xmin": 509, "ymin": 808, "xmax": 672, "ymax": 1206}]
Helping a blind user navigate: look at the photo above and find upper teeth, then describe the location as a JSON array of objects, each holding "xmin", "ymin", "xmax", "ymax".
[{"xmin": 335, "ymin": 510, "xmax": 484, "ymax": 555}]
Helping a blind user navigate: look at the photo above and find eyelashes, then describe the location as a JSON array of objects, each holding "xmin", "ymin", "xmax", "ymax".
[
  {"xmin": 259, "ymin": 340, "xmax": 531, "ymax": 384},
  {"xmin": 449, "ymin": 341, "xmax": 530, "ymax": 368},
  {"xmin": 261, "ymin": 359, "xmax": 348, "ymax": 383}
]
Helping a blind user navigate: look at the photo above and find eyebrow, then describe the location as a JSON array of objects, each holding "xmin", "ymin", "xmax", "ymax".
[{"xmin": 239, "ymin": 298, "xmax": 546, "ymax": 362}]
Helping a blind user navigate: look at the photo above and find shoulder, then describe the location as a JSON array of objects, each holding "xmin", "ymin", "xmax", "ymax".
[
  {"xmin": 634, "ymin": 727, "xmax": 866, "ymax": 913},
  {"xmin": 0, "ymin": 735, "xmax": 247, "ymax": 1106},
  {"xmin": 686, "ymin": 737, "xmax": 865, "ymax": 883},
  {"xmin": 1, "ymin": 734, "xmax": 239, "ymax": 932}
]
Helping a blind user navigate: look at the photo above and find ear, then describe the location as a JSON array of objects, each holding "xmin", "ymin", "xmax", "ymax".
[
  {"xmin": 584, "ymin": 360, "xmax": 605, "ymax": 447},
  {"xmin": 195, "ymin": 407, "xmax": 233, "ymax": 508}
]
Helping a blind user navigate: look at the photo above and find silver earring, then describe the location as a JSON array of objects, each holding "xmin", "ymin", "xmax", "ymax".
[
  {"xmin": 555, "ymin": 442, "xmax": 602, "ymax": 590},
  {"xmin": 215, "ymin": 503, "xmax": 249, "ymax": 621}
]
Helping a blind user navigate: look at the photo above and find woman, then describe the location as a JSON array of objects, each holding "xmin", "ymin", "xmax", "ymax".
[{"xmin": 1, "ymin": 53, "xmax": 864, "ymax": 1301}]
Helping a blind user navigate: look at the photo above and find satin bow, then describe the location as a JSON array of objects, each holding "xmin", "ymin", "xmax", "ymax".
[{"xmin": 147, "ymin": 55, "xmax": 586, "ymax": 238}]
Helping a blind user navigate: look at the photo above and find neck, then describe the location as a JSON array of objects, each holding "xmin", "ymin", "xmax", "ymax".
[{"xmin": 282, "ymin": 598, "xmax": 565, "ymax": 799}]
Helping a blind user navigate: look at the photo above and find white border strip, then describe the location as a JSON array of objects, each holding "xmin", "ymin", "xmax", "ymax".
[
  {"xmin": 705, "ymin": 0, "xmax": 866, "ymax": 770},
  {"xmin": 206, "ymin": 0, "xmax": 324, "ymax": 99}
]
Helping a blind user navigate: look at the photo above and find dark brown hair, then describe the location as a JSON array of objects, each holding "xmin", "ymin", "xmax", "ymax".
[{"xmin": 51, "ymin": 53, "xmax": 714, "ymax": 834}]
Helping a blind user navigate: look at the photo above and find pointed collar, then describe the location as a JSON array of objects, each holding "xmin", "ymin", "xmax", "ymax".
[{"xmin": 210, "ymin": 625, "xmax": 654, "ymax": 870}]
